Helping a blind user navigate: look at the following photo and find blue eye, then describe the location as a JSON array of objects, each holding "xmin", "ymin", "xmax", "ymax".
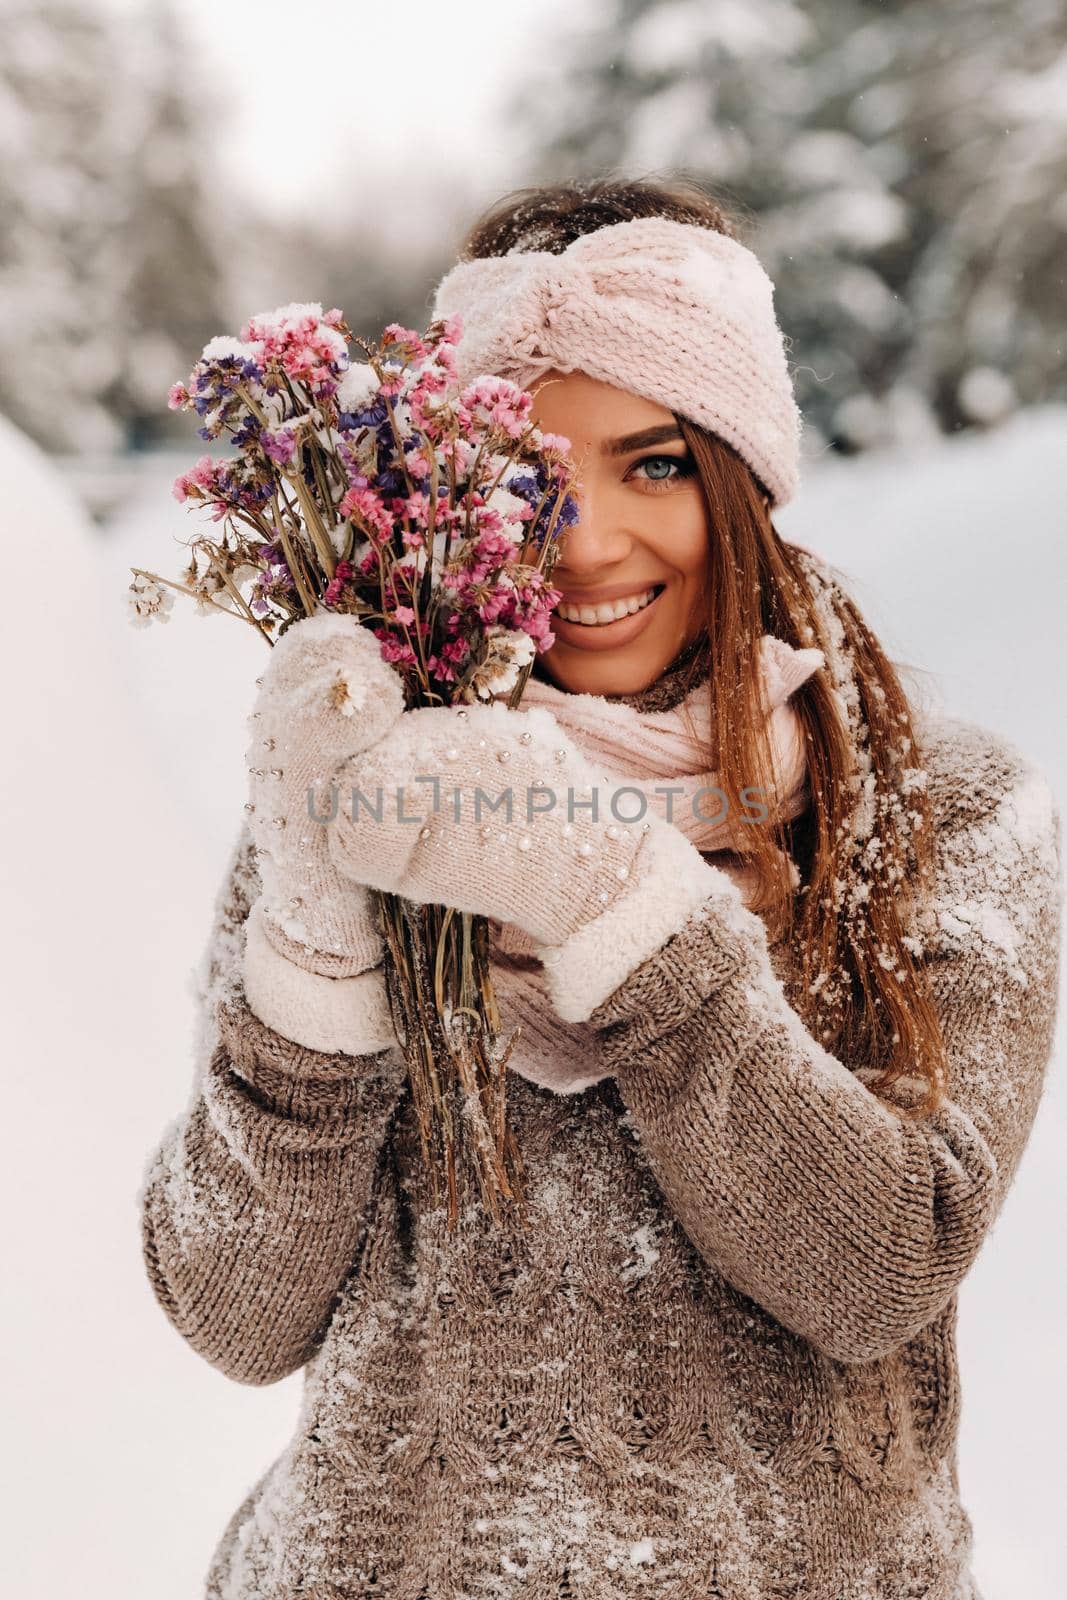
[{"xmin": 630, "ymin": 453, "xmax": 694, "ymax": 489}]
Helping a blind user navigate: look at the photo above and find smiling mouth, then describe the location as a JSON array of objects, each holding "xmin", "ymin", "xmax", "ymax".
[{"xmin": 556, "ymin": 584, "xmax": 666, "ymax": 627}]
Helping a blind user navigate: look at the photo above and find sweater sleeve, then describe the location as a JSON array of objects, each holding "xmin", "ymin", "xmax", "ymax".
[
  {"xmin": 587, "ymin": 720, "xmax": 1063, "ymax": 1365},
  {"xmin": 138, "ymin": 822, "xmax": 408, "ymax": 1387}
]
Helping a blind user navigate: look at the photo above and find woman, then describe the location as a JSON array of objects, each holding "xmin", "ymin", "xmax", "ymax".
[{"xmin": 140, "ymin": 179, "xmax": 1062, "ymax": 1599}]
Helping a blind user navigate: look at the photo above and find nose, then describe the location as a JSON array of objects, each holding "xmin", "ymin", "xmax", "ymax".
[{"xmin": 552, "ymin": 483, "xmax": 633, "ymax": 577}]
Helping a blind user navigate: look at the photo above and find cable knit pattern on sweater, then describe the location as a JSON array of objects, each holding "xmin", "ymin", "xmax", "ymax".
[{"xmin": 140, "ymin": 703, "xmax": 1062, "ymax": 1599}]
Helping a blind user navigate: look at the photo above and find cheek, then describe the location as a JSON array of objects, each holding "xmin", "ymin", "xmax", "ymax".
[{"xmin": 643, "ymin": 493, "xmax": 710, "ymax": 582}]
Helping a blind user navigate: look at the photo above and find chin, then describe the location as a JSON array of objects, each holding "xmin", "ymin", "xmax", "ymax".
[{"xmin": 542, "ymin": 636, "xmax": 682, "ymax": 697}]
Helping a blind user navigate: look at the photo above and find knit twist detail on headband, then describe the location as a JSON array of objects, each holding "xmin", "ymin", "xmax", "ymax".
[{"xmin": 430, "ymin": 216, "xmax": 803, "ymax": 507}]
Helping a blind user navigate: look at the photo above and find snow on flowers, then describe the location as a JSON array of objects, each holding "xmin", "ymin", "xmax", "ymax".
[
  {"xmin": 132, "ymin": 302, "xmax": 582, "ymax": 1226},
  {"xmin": 133, "ymin": 303, "xmax": 578, "ymax": 712}
]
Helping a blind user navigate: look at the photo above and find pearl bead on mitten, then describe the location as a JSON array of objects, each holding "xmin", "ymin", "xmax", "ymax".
[
  {"xmin": 326, "ymin": 700, "xmax": 737, "ymax": 1023},
  {"xmin": 242, "ymin": 612, "xmax": 405, "ymax": 1055}
]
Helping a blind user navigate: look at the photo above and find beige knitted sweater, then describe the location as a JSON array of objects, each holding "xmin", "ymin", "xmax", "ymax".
[{"xmin": 140, "ymin": 624, "xmax": 1062, "ymax": 1599}]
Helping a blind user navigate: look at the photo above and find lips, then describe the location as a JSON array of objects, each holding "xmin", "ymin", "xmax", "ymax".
[
  {"xmin": 551, "ymin": 583, "xmax": 668, "ymax": 652},
  {"xmin": 556, "ymin": 584, "xmax": 663, "ymax": 627}
]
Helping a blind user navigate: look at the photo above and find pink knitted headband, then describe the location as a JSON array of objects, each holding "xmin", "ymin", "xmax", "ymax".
[{"xmin": 430, "ymin": 216, "xmax": 803, "ymax": 507}]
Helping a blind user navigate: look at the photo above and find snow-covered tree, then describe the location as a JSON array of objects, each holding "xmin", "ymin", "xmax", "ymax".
[
  {"xmin": 516, "ymin": 0, "xmax": 1067, "ymax": 452},
  {"xmin": 0, "ymin": 1, "xmax": 446, "ymax": 455},
  {"xmin": 103, "ymin": 3, "xmax": 232, "ymax": 448},
  {"xmin": 0, "ymin": 2, "xmax": 229, "ymax": 452},
  {"xmin": 0, "ymin": 3, "xmax": 233, "ymax": 454},
  {"xmin": 0, "ymin": 2, "xmax": 130, "ymax": 451}
]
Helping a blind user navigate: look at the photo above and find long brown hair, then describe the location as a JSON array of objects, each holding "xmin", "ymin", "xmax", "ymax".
[{"xmin": 456, "ymin": 175, "xmax": 948, "ymax": 1119}]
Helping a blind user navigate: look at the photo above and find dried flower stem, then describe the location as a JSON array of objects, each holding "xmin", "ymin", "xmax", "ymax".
[
  {"xmin": 289, "ymin": 469, "xmax": 338, "ymax": 581},
  {"xmin": 128, "ymin": 565, "xmax": 275, "ymax": 644},
  {"xmin": 269, "ymin": 492, "xmax": 319, "ymax": 616},
  {"xmin": 376, "ymin": 889, "xmax": 527, "ymax": 1230}
]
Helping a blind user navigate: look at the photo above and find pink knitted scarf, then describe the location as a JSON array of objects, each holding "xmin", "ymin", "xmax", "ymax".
[
  {"xmin": 489, "ymin": 633, "xmax": 824, "ymax": 1094},
  {"xmin": 519, "ymin": 633, "xmax": 825, "ymax": 896}
]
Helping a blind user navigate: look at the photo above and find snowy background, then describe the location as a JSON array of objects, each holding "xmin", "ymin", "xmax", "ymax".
[{"xmin": 2, "ymin": 0, "xmax": 1065, "ymax": 1596}]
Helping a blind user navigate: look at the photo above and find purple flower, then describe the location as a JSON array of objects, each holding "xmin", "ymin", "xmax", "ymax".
[
  {"xmin": 342, "ymin": 396, "xmax": 390, "ymax": 430},
  {"xmin": 261, "ymin": 427, "xmax": 298, "ymax": 466}
]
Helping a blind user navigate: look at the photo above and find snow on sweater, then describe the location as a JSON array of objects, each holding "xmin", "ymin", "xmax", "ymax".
[{"xmin": 139, "ymin": 630, "xmax": 1062, "ymax": 1599}]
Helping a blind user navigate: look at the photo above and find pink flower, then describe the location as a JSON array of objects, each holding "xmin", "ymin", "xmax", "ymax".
[
  {"xmin": 237, "ymin": 303, "xmax": 347, "ymax": 394},
  {"xmin": 438, "ymin": 436, "xmax": 479, "ymax": 477},
  {"xmin": 473, "ymin": 528, "xmax": 515, "ymax": 567},
  {"xmin": 168, "ymin": 382, "xmax": 190, "ymax": 410},
  {"xmin": 459, "ymin": 376, "xmax": 533, "ymax": 440},
  {"xmin": 407, "ymin": 378, "xmax": 450, "ymax": 434},
  {"xmin": 172, "ymin": 453, "xmax": 222, "ymax": 502},
  {"xmin": 511, "ymin": 586, "xmax": 559, "ymax": 652},
  {"xmin": 392, "ymin": 605, "xmax": 416, "ymax": 625},
  {"xmin": 411, "ymin": 368, "xmax": 448, "ymax": 398},
  {"xmin": 322, "ymin": 559, "xmax": 354, "ymax": 607},
  {"xmin": 382, "ymin": 323, "xmax": 429, "ymax": 360},
  {"xmin": 374, "ymin": 629, "xmax": 418, "ymax": 667},
  {"xmin": 537, "ymin": 431, "xmax": 573, "ymax": 456},
  {"xmin": 395, "ymin": 489, "xmax": 430, "ymax": 524},
  {"xmin": 477, "ymin": 590, "xmax": 512, "ymax": 624},
  {"xmin": 434, "ymin": 341, "xmax": 459, "ymax": 381},
  {"xmin": 340, "ymin": 484, "xmax": 394, "ymax": 542},
  {"xmin": 471, "ymin": 506, "xmax": 504, "ymax": 537}
]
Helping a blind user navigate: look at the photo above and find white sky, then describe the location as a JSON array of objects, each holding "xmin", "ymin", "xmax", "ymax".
[{"xmin": 98, "ymin": 0, "xmax": 601, "ymax": 244}]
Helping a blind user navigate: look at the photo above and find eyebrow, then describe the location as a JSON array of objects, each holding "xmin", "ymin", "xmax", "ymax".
[{"xmin": 601, "ymin": 424, "xmax": 685, "ymax": 457}]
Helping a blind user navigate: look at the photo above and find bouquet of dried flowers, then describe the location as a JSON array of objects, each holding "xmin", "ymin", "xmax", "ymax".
[{"xmin": 130, "ymin": 302, "xmax": 578, "ymax": 1225}]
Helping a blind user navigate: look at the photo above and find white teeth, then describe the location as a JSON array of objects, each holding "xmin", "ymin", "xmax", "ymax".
[{"xmin": 558, "ymin": 587, "xmax": 658, "ymax": 626}]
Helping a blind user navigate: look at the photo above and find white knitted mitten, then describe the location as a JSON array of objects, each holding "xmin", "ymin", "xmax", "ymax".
[
  {"xmin": 326, "ymin": 700, "xmax": 737, "ymax": 1022},
  {"xmin": 242, "ymin": 612, "xmax": 405, "ymax": 1055}
]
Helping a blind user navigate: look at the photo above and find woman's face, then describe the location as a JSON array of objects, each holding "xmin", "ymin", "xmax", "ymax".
[{"xmin": 527, "ymin": 369, "xmax": 711, "ymax": 697}]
